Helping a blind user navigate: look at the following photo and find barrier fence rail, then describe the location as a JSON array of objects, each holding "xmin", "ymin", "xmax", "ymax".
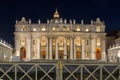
[{"xmin": 0, "ymin": 61, "xmax": 119, "ymax": 80}]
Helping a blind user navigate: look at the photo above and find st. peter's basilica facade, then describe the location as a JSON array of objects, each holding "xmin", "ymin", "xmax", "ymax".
[{"xmin": 14, "ymin": 10, "xmax": 106, "ymax": 61}]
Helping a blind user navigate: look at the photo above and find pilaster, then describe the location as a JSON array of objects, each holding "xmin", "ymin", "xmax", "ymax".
[
  {"xmin": 64, "ymin": 37, "xmax": 67, "ymax": 59},
  {"xmin": 81, "ymin": 39, "xmax": 85, "ymax": 59},
  {"xmin": 56, "ymin": 38, "xmax": 58, "ymax": 59},
  {"xmin": 26, "ymin": 38, "xmax": 31, "ymax": 60},
  {"xmin": 101, "ymin": 38, "xmax": 106, "ymax": 61},
  {"xmin": 15, "ymin": 36, "xmax": 20, "ymax": 53},
  {"xmin": 39, "ymin": 37, "xmax": 41, "ymax": 59},
  {"xmin": 74, "ymin": 37, "xmax": 76, "ymax": 60},
  {"xmin": 37, "ymin": 38, "xmax": 40, "ymax": 59},
  {"xmin": 46, "ymin": 37, "xmax": 49, "ymax": 59},
  {"xmin": 49, "ymin": 37, "xmax": 52, "ymax": 60},
  {"xmin": 70, "ymin": 37, "xmax": 73, "ymax": 60},
  {"xmin": 91, "ymin": 38, "xmax": 96, "ymax": 60}
]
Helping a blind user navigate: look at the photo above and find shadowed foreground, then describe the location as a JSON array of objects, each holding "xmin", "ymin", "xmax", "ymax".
[{"xmin": 0, "ymin": 60, "xmax": 119, "ymax": 80}]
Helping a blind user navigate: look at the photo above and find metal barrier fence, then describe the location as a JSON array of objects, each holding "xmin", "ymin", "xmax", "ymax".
[{"xmin": 0, "ymin": 61, "xmax": 119, "ymax": 80}]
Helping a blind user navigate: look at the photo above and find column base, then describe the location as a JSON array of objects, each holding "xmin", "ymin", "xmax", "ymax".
[
  {"xmin": 101, "ymin": 58, "xmax": 107, "ymax": 62},
  {"xmin": 25, "ymin": 58, "xmax": 31, "ymax": 61},
  {"xmin": 13, "ymin": 56, "xmax": 21, "ymax": 62}
]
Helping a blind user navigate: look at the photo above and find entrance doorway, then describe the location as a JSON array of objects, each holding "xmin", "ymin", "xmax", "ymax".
[
  {"xmin": 59, "ymin": 51, "xmax": 63, "ymax": 59},
  {"xmin": 76, "ymin": 51, "xmax": 81, "ymax": 59},
  {"xmin": 41, "ymin": 51, "xmax": 46, "ymax": 59},
  {"xmin": 20, "ymin": 47, "xmax": 26, "ymax": 60},
  {"xmin": 96, "ymin": 48, "xmax": 101, "ymax": 60}
]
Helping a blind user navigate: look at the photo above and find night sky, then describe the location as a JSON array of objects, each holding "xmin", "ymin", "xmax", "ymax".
[{"xmin": 0, "ymin": 0, "xmax": 120, "ymax": 47}]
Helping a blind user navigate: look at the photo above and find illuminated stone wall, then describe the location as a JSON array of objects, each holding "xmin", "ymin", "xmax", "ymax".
[
  {"xmin": 108, "ymin": 38, "xmax": 120, "ymax": 62},
  {"xmin": 0, "ymin": 40, "xmax": 13, "ymax": 62},
  {"xmin": 14, "ymin": 11, "xmax": 106, "ymax": 61}
]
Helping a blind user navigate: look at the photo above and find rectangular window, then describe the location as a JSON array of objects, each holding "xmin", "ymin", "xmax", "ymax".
[
  {"xmin": 66, "ymin": 27, "xmax": 70, "ymax": 31},
  {"xmin": 86, "ymin": 40, "xmax": 89, "ymax": 45},
  {"xmin": 96, "ymin": 38, "xmax": 101, "ymax": 46},
  {"xmin": 86, "ymin": 28, "xmax": 89, "ymax": 32},
  {"xmin": 21, "ymin": 26, "xmax": 25, "ymax": 31},
  {"xmin": 33, "ymin": 28, "xmax": 36, "ymax": 31},
  {"xmin": 52, "ymin": 39, "xmax": 56, "ymax": 46},
  {"xmin": 21, "ymin": 39, "xmax": 25, "ymax": 46},
  {"xmin": 96, "ymin": 26, "xmax": 100, "ymax": 32},
  {"xmin": 42, "ymin": 28, "xmax": 46, "ymax": 31},
  {"xmin": 76, "ymin": 28, "xmax": 80, "ymax": 31},
  {"xmin": 52, "ymin": 27, "xmax": 55, "ymax": 31},
  {"xmin": 67, "ymin": 39, "xmax": 70, "ymax": 46},
  {"xmin": 52, "ymin": 47, "xmax": 56, "ymax": 51}
]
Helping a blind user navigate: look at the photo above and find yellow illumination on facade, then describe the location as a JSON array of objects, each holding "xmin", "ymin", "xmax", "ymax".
[
  {"xmin": 66, "ymin": 27, "xmax": 70, "ymax": 31},
  {"xmin": 54, "ymin": 9, "xmax": 60, "ymax": 18},
  {"xmin": 75, "ymin": 37, "xmax": 81, "ymax": 46},
  {"xmin": 14, "ymin": 13, "xmax": 106, "ymax": 61},
  {"xmin": 96, "ymin": 38, "xmax": 101, "ymax": 46},
  {"xmin": 76, "ymin": 28, "xmax": 80, "ymax": 31},
  {"xmin": 21, "ymin": 39, "xmax": 25, "ymax": 46},
  {"xmin": 33, "ymin": 28, "xmax": 36, "ymax": 31},
  {"xmin": 42, "ymin": 28, "xmax": 46, "ymax": 31},
  {"xmin": 41, "ymin": 37, "xmax": 46, "ymax": 46},
  {"xmin": 86, "ymin": 28, "xmax": 89, "ymax": 32},
  {"xmin": 21, "ymin": 25, "xmax": 25, "ymax": 31},
  {"xmin": 52, "ymin": 27, "xmax": 55, "ymax": 31},
  {"xmin": 96, "ymin": 26, "xmax": 100, "ymax": 32},
  {"xmin": 16, "ymin": 51, "xmax": 20, "ymax": 56}
]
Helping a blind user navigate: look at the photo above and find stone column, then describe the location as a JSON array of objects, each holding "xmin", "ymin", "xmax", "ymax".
[
  {"xmin": 74, "ymin": 38, "xmax": 76, "ymax": 60},
  {"xmin": 15, "ymin": 37, "xmax": 20, "ymax": 54},
  {"xmin": 70, "ymin": 37, "xmax": 73, "ymax": 60},
  {"xmin": 49, "ymin": 37, "xmax": 52, "ymax": 60},
  {"xmin": 46, "ymin": 37, "xmax": 49, "ymax": 59},
  {"xmin": 26, "ymin": 38, "xmax": 31, "ymax": 60},
  {"xmin": 64, "ymin": 37, "xmax": 67, "ymax": 59},
  {"xmin": 37, "ymin": 38, "xmax": 40, "ymax": 59},
  {"xmin": 30, "ymin": 35, "xmax": 33, "ymax": 60},
  {"xmin": 56, "ymin": 38, "xmax": 58, "ymax": 59},
  {"xmin": 14, "ymin": 37, "xmax": 18, "ymax": 50},
  {"xmin": 91, "ymin": 38, "xmax": 96, "ymax": 60},
  {"xmin": 81, "ymin": 39, "xmax": 85, "ymax": 59},
  {"xmin": 39, "ymin": 37, "xmax": 41, "ymax": 59},
  {"xmin": 101, "ymin": 38, "xmax": 106, "ymax": 61}
]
